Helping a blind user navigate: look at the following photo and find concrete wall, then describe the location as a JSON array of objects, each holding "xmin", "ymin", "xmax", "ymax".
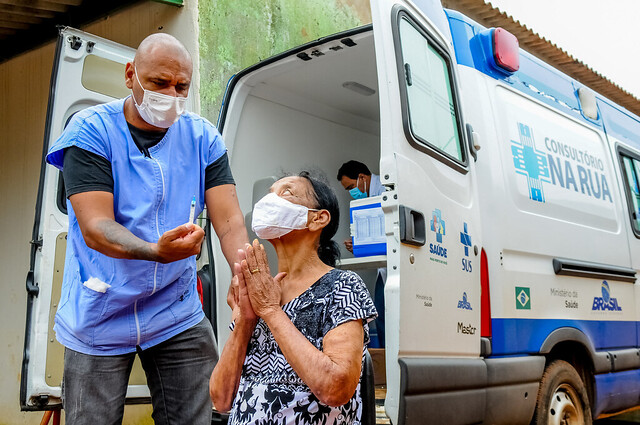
[
  {"xmin": 0, "ymin": 2, "xmax": 197, "ymax": 424},
  {"xmin": 198, "ymin": 0, "xmax": 372, "ymax": 120}
]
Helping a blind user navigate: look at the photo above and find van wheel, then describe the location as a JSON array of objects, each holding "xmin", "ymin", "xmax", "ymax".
[{"xmin": 533, "ymin": 360, "xmax": 592, "ymax": 425}]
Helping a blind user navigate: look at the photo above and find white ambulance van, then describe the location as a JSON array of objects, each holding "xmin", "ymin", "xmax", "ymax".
[{"xmin": 21, "ymin": 0, "xmax": 640, "ymax": 424}]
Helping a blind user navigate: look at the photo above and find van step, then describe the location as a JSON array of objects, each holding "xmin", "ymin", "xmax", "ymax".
[
  {"xmin": 375, "ymin": 385, "xmax": 390, "ymax": 424},
  {"xmin": 369, "ymin": 348, "xmax": 386, "ymax": 385}
]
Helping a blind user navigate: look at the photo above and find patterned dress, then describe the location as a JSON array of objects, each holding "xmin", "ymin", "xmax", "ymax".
[{"xmin": 228, "ymin": 269, "xmax": 378, "ymax": 425}]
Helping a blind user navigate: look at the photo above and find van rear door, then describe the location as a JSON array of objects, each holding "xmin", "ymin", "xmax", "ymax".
[
  {"xmin": 370, "ymin": 0, "xmax": 483, "ymax": 423},
  {"xmin": 20, "ymin": 27, "xmax": 149, "ymax": 410}
]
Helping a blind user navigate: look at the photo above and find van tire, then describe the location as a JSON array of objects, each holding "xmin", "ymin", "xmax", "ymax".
[{"xmin": 532, "ymin": 360, "xmax": 592, "ymax": 425}]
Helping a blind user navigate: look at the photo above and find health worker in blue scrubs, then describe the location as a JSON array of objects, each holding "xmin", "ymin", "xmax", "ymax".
[
  {"xmin": 46, "ymin": 33, "xmax": 248, "ymax": 425},
  {"xmin": 337, "ymin": 160, "xmax": 386, "ymax": 347}
]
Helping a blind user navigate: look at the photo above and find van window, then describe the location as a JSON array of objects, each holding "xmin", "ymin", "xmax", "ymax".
[
  {"xmin": 81, "ymin": 55, "xmax": 130, "ymax": 99},
  {"xmin": 621, "ymin": 154, "xmax": 640, "ymax": 235},
  {"xmin": 398, "ymin": 16, "xmax": 464, "ymax": 164}
]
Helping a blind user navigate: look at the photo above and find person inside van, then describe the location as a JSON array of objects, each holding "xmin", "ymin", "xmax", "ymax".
[
  {"xmin": 337, "ymin": 160, "xmax": 385, "ymax": 252},
  {"xmin": 337, "ymin": 160, "xmax": 387, "ymax": 347},
  {"xmin": 45, "ymin": 33, "xmax": 248, "ymax": 424},
  {"xmin": 210, "ymin": 172, "xmax": 377, "ymax": 425}
]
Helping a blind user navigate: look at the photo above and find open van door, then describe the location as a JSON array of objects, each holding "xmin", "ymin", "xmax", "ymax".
[
  {"xmin": 20, "ymin": 27, "xmax": 149, "ymax": 410},
  {"xmin": 371, "ymin": 0, "xmax": 484, "ymax": 423}
]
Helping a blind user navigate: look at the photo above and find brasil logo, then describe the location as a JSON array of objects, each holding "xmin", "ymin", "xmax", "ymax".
[
  {"xmin": 457, "ymin": 292, "xmax": 472, "ymax": 310},
  {"xmin": 592, "ymin": 280, "xmax": 622, "ymax": 311}
]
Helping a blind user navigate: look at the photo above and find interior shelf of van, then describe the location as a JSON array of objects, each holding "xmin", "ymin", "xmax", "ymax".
[{"xmin": 336, "ymin": 255, "xmax": 387, "ymax": 271}]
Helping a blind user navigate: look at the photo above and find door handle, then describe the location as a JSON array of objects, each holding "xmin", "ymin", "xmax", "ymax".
[
  {"xmin": 466, "ymin": 123, "xmax": 480, "ymax": 161},
  {"xmin": 399, "ymin": 205, "xmax": 426, "ymax": 246},
  {"xmin": 404, "ymin": 63, "xmax": 413, "ymax": 86}
]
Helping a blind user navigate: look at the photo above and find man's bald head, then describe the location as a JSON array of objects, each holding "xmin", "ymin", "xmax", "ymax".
[
  {"xmin": 134, "ymin": 33, "xmax": 192, "ymax": 73},
  {"xmin": 124, "ymin": 33, "xmax": 193, "ymax": 129}
]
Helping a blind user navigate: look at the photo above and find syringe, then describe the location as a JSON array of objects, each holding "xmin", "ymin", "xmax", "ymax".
[{"xmin": 188, "ymin": 195, "xmax": 196, "ymax": 224}]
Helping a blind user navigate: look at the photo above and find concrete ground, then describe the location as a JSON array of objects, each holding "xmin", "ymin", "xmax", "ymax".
[{"xmin": 597, "ymin": 409, "xmax": 640, "ymax": 424}]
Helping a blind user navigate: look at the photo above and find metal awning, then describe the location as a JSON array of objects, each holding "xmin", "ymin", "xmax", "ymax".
[
  {"xmin": 442, "ymin": 0, "xmax": 640, "ymax": 117},
  {"xmin": 0, "ymin": 0, "xmax": 182, "ymax": 64}
]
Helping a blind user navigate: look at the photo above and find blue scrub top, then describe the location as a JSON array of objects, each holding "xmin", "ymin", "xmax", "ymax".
[{"xmin": 47, "ymin": 97, "xmax": 227, "ymax": 355}]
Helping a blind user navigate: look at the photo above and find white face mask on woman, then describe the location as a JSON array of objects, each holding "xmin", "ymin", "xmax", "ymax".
[
  {"xmin": 251, "ymin": 192, "xmax": 317, "ymax": 240},
  {"xmin": 132, "ymin": 67, "xmax": 187, "ymax": 128}
]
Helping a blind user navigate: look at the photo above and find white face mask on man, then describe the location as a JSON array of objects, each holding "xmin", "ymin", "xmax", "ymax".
[
  {"xmin": 132, "ymin": 67, "xmax": 187, "ymax": 128},
  {"xmin": 251, "ymin": 192, "xmax": 318, "ymax": 240}
]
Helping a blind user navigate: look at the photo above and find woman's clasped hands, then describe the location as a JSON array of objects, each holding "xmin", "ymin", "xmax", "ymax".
[{"xmin": 232, "ymin": 239, "xmax": 287, "ymax": 323}]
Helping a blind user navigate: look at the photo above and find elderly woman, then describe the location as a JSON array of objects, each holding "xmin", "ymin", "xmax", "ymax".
[{"xmin": 210, "ymin": 172, "xmax": 377, "ymax": 425}]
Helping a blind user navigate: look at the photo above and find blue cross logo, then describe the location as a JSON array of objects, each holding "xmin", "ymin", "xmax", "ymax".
[
  {"xmin": 511, "ymin": 123, "xmax": 550, "ymax": 203},
  {"xmin": 430, "ymin": 209, "xmax": 445, "ymax": 243},
  {"xmin": 460, "ymin": 222, "xmax": 472, "ymax": 256}
]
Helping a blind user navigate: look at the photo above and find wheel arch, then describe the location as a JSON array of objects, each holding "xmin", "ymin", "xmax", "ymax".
[{"xmin": 539, "ymin": 327, "xmax": 611, "ymax": 415}]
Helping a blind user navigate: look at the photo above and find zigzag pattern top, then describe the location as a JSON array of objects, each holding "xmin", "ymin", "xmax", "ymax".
[{"xmin": 228, "ymin": 269, "xmax": 377, "ymax": 425}]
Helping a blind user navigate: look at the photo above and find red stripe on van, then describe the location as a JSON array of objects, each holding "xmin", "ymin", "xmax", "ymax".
[{"xmin": 480, "ymin": 248, "xmax": 492, "ymax": 338}]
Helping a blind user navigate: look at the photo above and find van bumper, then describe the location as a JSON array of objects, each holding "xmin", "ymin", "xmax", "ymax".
[{"xmin": 397, "ymin": 355, "xmax": 545, "ymax": 425}]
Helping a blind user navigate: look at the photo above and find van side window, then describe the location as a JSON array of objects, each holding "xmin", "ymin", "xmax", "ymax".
[
  {"xmin": 621, "ymin": 153, "xmax": 640, "ymax": 235},
  {"xmin": 398, "ymin": 16, "xmax": 464, "ymax": 165},
  {"xmin": 82, "ymin": 55, "xmax": 130, "ymax": 99}
]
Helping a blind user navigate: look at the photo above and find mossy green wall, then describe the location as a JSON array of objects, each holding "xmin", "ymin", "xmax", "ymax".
[{"xmin": 198, "ymin": 0, "xmax": 371, "ymax": 121}]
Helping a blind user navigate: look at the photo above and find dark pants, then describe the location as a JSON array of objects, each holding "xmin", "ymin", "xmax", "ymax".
[{"xmin": 62, "ymin": 318, "xmax": 218, "ymax": 425}]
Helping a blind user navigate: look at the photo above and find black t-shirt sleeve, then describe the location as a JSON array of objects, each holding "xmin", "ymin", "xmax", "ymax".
[
  {"xmin": 205, "ymin": 152, "xmax": 235, "ymax": 190},
  {"xmin": 62, "ymin": 146, "xmax": 114, "ymax": 198}
]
